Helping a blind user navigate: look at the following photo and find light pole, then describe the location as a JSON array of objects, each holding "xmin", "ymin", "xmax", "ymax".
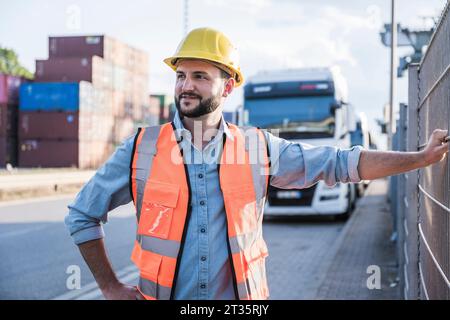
[
  {"xmin": 184, "ymin": 0, "xmax": 189, "ymax": 36},
  {"xmin": 388, "ymin": 0, "xmax": 397, "ymax": 149}
]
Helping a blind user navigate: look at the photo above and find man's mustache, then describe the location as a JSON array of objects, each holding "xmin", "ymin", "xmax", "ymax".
[{"xmin": 178, "ymin": 92, "xmax": 202, "ymax": 100}]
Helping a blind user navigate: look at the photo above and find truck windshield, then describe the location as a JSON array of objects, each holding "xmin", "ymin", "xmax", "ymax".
[{"xmin": 245, "ymin": 96, "xmax": 336, "ymax": 137}]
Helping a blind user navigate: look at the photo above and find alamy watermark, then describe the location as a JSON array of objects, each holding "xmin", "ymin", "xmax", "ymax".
[
  {"xmin": 366, "ymin": 265, "xmax": 381, "ymax": 290},
  {"xmin": 66, "ymin": 265, "xmax": 81, "ymax": 290}
]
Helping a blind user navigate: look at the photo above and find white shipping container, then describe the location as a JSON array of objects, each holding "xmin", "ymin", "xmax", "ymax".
[{"xmin": 113, "ymin": 116, "xmax": 134, "ymax": 143}]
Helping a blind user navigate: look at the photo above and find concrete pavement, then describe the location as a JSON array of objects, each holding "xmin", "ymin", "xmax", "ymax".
[{"xmin": 315, "ymin": 179, "xmax": 401, "ymax": 299}]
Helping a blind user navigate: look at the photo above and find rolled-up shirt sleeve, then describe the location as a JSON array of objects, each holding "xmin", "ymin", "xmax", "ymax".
[
  {"xmin": 64, "ymin": 134, "xmax": 136, "ymax": 245},
  {"xmin": 264, "ymin": 131, "xmax": 364, "ymax": 189}
]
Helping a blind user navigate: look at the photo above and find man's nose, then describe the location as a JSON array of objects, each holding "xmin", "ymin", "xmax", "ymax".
[{"xmin": 181, "ymin": 76, "xmax": 195, "ymax": 91}]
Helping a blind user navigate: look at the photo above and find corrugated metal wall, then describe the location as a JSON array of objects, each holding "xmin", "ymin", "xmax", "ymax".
[{"xmin": 395, "ymin": 1, "xmax": 450, "ymax": 300}]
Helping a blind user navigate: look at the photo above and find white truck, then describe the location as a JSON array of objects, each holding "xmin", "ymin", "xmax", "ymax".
[{"xmin": 243, "ymin": 67, "xmax": 358, "ymax": 219}]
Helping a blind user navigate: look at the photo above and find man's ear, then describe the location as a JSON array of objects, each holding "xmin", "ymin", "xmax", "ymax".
[{"xmin": 223, "ymin": 78, "xmax": 235, "ymax": 97}]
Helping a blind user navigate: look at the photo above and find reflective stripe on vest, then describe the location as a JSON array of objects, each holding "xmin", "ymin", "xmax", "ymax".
[
  {"xmin": 131, "ymin": 125, "xmax": 162, "ymax": 223},
  {"xmin": 130, "ymin": 122, "xmax": 270, "ymax": 300}
]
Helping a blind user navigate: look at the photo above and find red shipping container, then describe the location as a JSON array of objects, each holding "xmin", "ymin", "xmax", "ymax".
[
  {"xmin": 35, "ymin": 58, "xmax": 93, "ymax": 83},
  {"xmin": 0, "ymin": 103, "xmax": 18, "ymax": 137},
  {"xmin": 0, "ymin": 136, "xmax": 6, "ymax": 166},
  {"xmin": 18, "ymin": 111, "xmax": 79, "ymax": 140},
  {"xmin": 49, "ymin": 36, "xmax": 104, "ymax": 60},
  {"xmin": 19, "ymin": 110, "xmax": 115, "ymax": 142},
  {"xmin": 0, "ymin": 136, "xmax": 17, "ymax": 166},
  {"xmin": 0, "ymin": 74, "xmax": 22, "ymax": 104},
  {"xmin": 0, "ymin": 75, "xmax": 6, "ymax": 104},
  {"xmin": 35, "ymin": 57, "xmax": 113, "ymax": 89},
  {"xmin": 48, "ymin": 35, "xmax": 149, "ymax": 73},
  {"xmin": 18, "ymin": 139, "xmax": 78, "ymax": 167},
  {"xmin": 48, "ymin": 36, "xmax": 123, "ymax": 69},
  {"xmin": 17, "ymin": 138, "xmax": 115, "ymax": 169}
]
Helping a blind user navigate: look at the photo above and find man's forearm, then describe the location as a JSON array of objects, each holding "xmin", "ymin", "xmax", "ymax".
[
  {"xmin": 77, "ymin": 238, "xmax": 120, "ymax": 291},
  {"xmin": 358, "ymin": 150, "xmax": 426, "ymax": 181}
]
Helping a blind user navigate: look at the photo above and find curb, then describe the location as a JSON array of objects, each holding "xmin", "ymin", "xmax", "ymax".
[
  {"xmin": 0, "ymin": 182, "xmax": 87, "ymax": 201},
  {"xmin": 0, "ymin": 170, "xmax": 95, "ymax": 202}
]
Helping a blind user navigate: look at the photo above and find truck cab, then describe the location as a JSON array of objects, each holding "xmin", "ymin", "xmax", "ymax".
[{"xmin": 243, "ymin": 67, "xmax": 357, "ymax": 218}]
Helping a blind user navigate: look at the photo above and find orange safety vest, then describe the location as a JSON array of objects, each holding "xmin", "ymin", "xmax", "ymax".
[{"xmin": 129, "ymin": 121, "xmax": 270, "ymax": 300}]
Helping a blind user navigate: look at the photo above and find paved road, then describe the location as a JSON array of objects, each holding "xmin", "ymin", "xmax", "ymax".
[
  {"xmin": 0, "ymin": 195, "xmax": 347, "ymax": 300},
  {"xmin": 264, "ymin": 216, "xmax": 345, "ymax": 299},
  {"xmin": 0, "ymin": 195, "xmax": 137, "ymax": 300}
]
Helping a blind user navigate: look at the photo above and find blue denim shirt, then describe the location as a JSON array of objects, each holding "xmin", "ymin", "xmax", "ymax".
[{"xmin": 65, "ymin": 111, "xmax": 363, "ymax": 300}]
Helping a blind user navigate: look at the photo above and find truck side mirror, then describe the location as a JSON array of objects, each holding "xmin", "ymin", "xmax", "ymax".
[{"xmin": 330, "ymin": 103, "xmax": 340, "ymax": 116}]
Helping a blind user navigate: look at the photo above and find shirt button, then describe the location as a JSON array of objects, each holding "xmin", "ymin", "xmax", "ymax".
[
  {"xmin": 200, "ymin": 200, "xmax": 205, "ymax": 206},
  {"xmin": 200, "ymin": 228, "xmax": 206, "ymax": 233},
  {"xmin": 200, "ymin": 284, "xmax": 206, "ymax": 289},
  {"xmin": 201, "ymin": 256, "xmax": 207, "ymax": 261},
  {"xmin": 198, "ymin": 173, "xmax": 203, "ymax": 179}
]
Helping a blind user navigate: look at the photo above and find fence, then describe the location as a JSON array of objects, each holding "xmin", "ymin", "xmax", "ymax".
[{"xmin": 392, "ymin": 1, "xmax": 450, "ymax": 299}]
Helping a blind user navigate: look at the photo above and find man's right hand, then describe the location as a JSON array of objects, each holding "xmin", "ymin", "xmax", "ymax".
[
  {"xmin": 102, "ymin": 283, "xmax": 145, "ymax": 300},
  {"xmin": 77, "ymin": 239, "xmax": 146, "ymax": 300}
]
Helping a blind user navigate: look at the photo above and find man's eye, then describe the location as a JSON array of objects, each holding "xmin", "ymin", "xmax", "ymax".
[{"xmin": 177, "ymin": 74, "xmax": 185, "ymax": 79}]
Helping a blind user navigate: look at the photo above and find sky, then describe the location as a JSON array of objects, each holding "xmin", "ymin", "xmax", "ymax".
[{"xmin": 0, "ymin": 0, "xmax": 447, "ymax": 149}]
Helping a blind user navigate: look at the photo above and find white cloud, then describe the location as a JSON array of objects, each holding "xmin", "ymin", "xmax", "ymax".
[{"xmin": 239, "ymin": 5, "xmax": 370, "ymax": 74}]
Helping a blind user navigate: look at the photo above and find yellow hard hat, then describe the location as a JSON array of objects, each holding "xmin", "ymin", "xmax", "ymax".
[{"xmin": 164, "ymin": 27, "xmax": 244, "ymax": 87}]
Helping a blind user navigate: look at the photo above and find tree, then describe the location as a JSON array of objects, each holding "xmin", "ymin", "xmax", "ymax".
[{"xmin": 0, "ymin": 47, "xmax": 33, "ymax": 79}]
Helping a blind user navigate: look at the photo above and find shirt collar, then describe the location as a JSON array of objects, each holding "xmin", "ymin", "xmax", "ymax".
[{"xmin": 172, "ymin": 110, "xmax": 234, "ymax": 142}]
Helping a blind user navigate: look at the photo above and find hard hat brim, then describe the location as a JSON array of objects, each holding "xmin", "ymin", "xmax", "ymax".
[{"xmin": 164, "ymin": 55, "xmax": 244, "ymax": 87}]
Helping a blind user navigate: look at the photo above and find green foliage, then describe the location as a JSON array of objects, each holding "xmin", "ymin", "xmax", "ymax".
[{"xmin": 0, "ymin": 47, "xmax": 34, "ymax": 79}]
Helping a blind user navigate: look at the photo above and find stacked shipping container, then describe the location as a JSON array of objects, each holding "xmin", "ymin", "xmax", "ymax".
[
  {"xmin": 148, "ymin": 94, "xmax": 175, "ymax": 125},
  {"xmin": 18, "ymin": 82, "xmax": 114, "ymax": 168},
  {"xmin": 44, "ymin": 35, "xmax": 149, "ymax": 127},
  {"xmin": 0, "ymin": 74, "xmax": 24, "ymax": 166},
  {"xmin": 18, "ymin": 35, "xmax": 149, "ymax": 168}
]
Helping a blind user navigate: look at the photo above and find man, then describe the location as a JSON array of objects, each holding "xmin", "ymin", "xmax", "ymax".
[{"xmin": 65, "ymin": 28, "xmax": 448, "ymax": 300}]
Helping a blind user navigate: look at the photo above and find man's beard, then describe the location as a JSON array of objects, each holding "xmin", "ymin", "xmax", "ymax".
[{"xmin": 175, "ymin": 92, "xmax": 221, "ymax": 118}]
